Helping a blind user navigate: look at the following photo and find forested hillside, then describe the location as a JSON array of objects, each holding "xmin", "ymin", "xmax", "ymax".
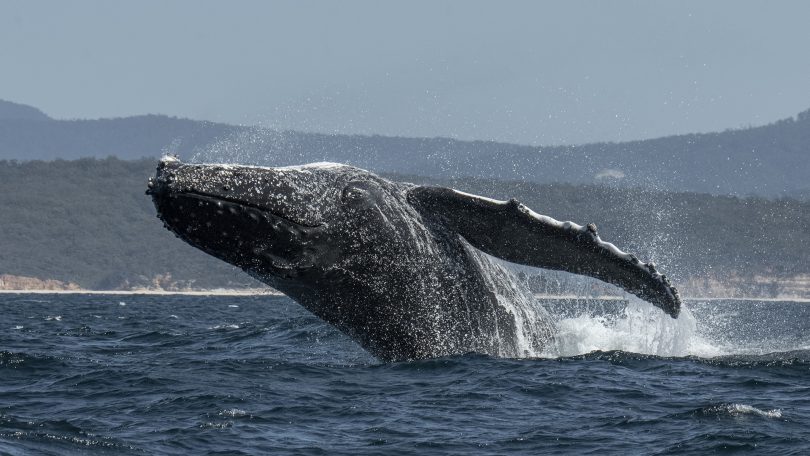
[
  {"xmin": 0, "ymin": 158, "xmax": 807, "ymax": 291},
  {"xmin": 0, "ymin": 158, "xmax": 257, "ymax": 289},
  {"xmin": 1, "ymin": 100, "xmax": 808, "ymax": 197}
]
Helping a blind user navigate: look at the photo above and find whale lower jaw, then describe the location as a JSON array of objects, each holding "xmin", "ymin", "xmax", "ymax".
[
  {"xmin": 152, "ymin": 191, "xmax": 323, "ymax": 278},
  {"xmin": 181, "ymin": 191, "xmax": 321, "ymax": 229}
]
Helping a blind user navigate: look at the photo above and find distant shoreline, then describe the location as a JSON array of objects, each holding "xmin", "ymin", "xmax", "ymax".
[{"xmin": 1, "ymin": 289, "xmax": 809, "ymax": 302}]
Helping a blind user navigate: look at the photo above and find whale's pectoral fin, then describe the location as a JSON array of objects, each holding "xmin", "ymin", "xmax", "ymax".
[{"xmin": 408, "ymin": 186, "xmax": 681, "ymax": 317}]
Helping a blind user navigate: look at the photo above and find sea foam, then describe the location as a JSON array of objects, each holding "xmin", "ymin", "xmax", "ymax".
[{"xmin": 541, "ymin": 299, "xmax": 723, "ymax": 358}]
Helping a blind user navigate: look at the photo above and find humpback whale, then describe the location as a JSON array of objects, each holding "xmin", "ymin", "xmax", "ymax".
[{"xmin": 147, "ymin": 156, "xmax": 680, "ymax": 361}]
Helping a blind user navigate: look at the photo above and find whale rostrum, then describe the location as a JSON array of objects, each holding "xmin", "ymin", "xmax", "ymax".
[{"xmin": 148, "ymin": 157, "xmax": 681, "ymax": 361}]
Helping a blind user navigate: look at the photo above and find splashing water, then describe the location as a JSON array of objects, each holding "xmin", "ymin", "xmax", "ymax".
[
  {"xmin": 468, "ymin": 252, "xmax": 709, "ymax": 360},
  {"xmin": 516, "ymin": 292, "xmax": 810, "ymax": 360},
  {"xmin": 464, "ymin": 248, "xmax": 555, "ymax": 358},
  {"xmin": 542, "ymin": 299, "xmax": 710, "ymax": 358}
]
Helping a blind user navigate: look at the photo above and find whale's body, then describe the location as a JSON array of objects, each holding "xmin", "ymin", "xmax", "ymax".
[{"xmin": 148, "ymin": 157, "xmax": 680, "ymax": 361}]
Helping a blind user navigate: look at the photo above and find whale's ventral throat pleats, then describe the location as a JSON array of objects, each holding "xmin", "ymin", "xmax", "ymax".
[{"xmin": 148, "ymin": 157, "xmax": 682, "ymax": 361}]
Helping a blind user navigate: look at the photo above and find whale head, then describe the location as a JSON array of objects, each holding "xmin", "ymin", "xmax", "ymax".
[{"xmin": 146, "ymin": 157, "xmax": 426, "ymax": 295}]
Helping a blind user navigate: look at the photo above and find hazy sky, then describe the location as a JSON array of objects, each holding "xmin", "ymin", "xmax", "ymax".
[{"xmin": 2, "ymin": 1, "xmax": 809, "ymax": 145}]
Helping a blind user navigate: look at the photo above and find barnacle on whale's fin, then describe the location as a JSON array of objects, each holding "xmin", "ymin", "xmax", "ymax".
[{"xmin": 408, "ymin": 186, "xmax": 681, "ymax": 318}]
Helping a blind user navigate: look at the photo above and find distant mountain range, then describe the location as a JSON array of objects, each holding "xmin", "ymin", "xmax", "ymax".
[
  {"xmin": 0, "ymin": 99, "xmax": 51, "ymax": 121},
  {"xmin": 1, "ymin": 99, "xmax": 808, "ymax": 197}
]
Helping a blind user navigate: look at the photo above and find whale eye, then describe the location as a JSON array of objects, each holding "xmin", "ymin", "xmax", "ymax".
[
  {"xmin": 341, "ymin": 183, "xmax": 370, "ymax": 203},
  {"xmin": 341, "ymin": 181, "xmax": 383, "ymax": 213}
]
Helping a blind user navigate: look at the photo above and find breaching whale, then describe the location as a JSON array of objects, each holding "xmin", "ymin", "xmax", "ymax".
[{"xmin": 147, "ymin": 156, "xmax": 680, "ymax": 361}]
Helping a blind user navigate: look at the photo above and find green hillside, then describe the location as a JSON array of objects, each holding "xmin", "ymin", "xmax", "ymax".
[{"xmin": 0, "ymin": 158, "xmax": 807, "ymax": 291}]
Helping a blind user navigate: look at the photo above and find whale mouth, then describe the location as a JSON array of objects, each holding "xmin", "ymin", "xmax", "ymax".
[
  {"xmin": 151, "ymin": 189, "xmax": 323, "ymax": 276},
  {"xmin": 147, "ymin": 156, "xmax": 331, "ymax": 228},
  {"xmin": 179, "ymin": 192, "xmax": 321, "ymax": 273},
  {"xmin": 147, "ymin": 157, "xmax": 335, "ymax": 278},
  {"xmin": 181, "ymin": 191, "xmax": 322, "ymax": 230}
]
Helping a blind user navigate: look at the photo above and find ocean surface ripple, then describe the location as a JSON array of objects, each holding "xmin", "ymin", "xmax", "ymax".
[{"xmin": 1, "ymin": 294, "xmax": 809, "ymax": 455}]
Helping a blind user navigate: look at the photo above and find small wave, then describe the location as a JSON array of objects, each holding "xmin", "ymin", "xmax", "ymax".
[
  {"xmin": 210, "ymin": 323, "xmax": 241, "ymax": 330},
  {"xmin": 219, "ymin": 408, "xmax": 249, "ymax": 418},
  {"xmin": 0, "ymin": 431, "xmax": 128, "ymax": 450},
  {"xmin": 199, "ymin": 421, "xmax": 232, "ymax": 429},
  {"xmin": 557, "ymin": 348, "xmax": 810, "ymax": 369},
  {"xmin": 45, "ymin": 315, "xmax": 62, "ymax": 321},
  {"xmin": 697, "ymin": 403, "xmax": 783, "ymax": 419},
  {"xmin": 701, "ymin": 349, "xmax": 810, "ymax": 368},
  {"xmin": 119, "ymin": 331, "xmax": 182, "ymax": 343},
  {"xmin": 0, "ymin": 415, "xmax": 136, "ymax": 451},
  {"xmin": 0, "ymin": 351, "xmax": 67, "ymax": 372},
  {"xmin": 57, "ymin": 325, "xmax": 115, "ymax": 337}
]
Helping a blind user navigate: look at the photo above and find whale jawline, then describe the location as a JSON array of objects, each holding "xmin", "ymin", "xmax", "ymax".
[{"xmin": 181, "ymin": 191, "xmax": 323, "ymax": 230}]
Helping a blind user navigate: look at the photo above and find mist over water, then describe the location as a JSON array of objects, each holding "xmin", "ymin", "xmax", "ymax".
[
  {"xmin": 190, "ymin": 128, "xmax": 305, "ymax": 167},
  {"xmin": 188, "ymin": 125, "xmax": 567, "ymax": 182}
]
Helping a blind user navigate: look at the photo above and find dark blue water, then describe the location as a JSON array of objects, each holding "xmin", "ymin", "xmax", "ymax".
[{"xmin": 2, "ymin": 294, "xmax": 809, "ymax": 455}]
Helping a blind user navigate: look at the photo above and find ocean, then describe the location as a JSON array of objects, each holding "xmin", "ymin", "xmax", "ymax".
[{"xmin": 1, "ymin": 293, "xmax": 809, "ymax": 455}]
